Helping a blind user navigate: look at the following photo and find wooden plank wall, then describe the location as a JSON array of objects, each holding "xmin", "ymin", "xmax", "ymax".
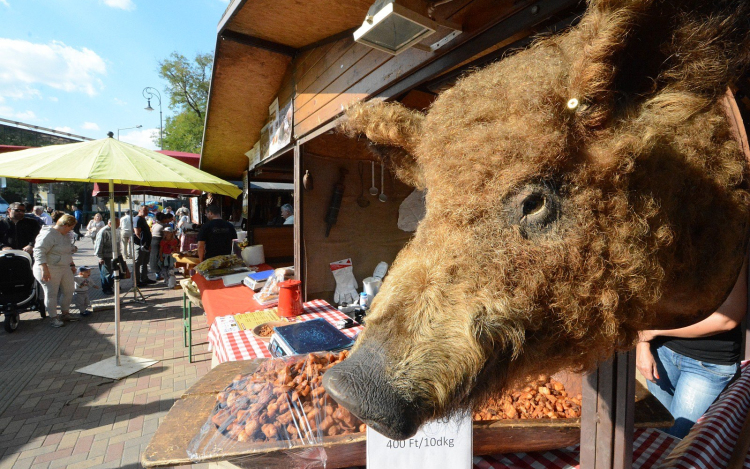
[{"xmin": 291, "ymin": 0, "xmax": 535, "ymax": 139}]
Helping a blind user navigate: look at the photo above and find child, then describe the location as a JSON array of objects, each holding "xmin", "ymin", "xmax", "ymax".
[
  {"xmin": 73, "ymin": 266, "xmax": 98, "ymax": 316},
  {"xmin": 159, "ymin": 227, "xmax": 179, "ymax": 288}
]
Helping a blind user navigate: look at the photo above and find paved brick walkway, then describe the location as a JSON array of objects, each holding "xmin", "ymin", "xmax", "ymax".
[{"xmin": 0, "ymin": 238, "xmax": 212, "ymax": 469}]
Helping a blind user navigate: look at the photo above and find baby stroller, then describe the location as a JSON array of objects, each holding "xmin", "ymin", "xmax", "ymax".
[{"xmin": 0, "ymin": 250, "xmax": 46, "ymax": 332}]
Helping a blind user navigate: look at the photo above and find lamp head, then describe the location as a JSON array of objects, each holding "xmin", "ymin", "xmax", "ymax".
[{"xmin": 145, "ymin": 99, "xmax": 154, "ymax": 111}]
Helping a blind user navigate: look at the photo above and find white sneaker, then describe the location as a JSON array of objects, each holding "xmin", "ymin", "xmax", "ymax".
[{"xmin": 51, "ymin": 317, "xmax": 65, "ymax": 328}]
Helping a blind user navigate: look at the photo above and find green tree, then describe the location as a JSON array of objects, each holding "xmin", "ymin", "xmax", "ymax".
[{"xmin": 156, "ymin": 52, "xmax": 212, "ymax": 152}]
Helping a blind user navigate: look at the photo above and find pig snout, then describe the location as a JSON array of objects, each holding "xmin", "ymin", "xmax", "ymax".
[{"xmin": 323, "ymin": 343, "xmax": 423, "ymax": 440}]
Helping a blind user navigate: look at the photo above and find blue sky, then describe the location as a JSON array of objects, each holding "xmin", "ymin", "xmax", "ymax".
[{"xmin": 0, "ymin": 0, "xmax": 229, "ymax": 149}]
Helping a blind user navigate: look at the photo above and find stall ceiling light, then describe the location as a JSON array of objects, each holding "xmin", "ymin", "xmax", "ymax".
[{"xmin": 354, "ymin": 0, "xmax": 439, "ymax": 55}]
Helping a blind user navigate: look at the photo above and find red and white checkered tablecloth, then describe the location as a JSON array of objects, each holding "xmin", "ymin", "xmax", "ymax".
[
  {"xmin": 658, "ymin": 360, "xmax": 750, "ymax": 469},
  {"xmin": 473, "ymin": 428, "xmax": 679, "ymax": 469},
  {"xmin": 207, "ymin": 299, "xmax": 363, "ymax": 364}
]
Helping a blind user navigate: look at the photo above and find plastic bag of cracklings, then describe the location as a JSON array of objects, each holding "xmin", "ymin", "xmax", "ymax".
[{"xmin": 187, "ymin": 351, "xmax": 364, "ymax": 466}]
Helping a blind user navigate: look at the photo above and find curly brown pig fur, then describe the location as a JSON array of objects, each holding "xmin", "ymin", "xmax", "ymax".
[{"xmin": 336, "ymin": 0, "xmax": 750, "ymax": 426}]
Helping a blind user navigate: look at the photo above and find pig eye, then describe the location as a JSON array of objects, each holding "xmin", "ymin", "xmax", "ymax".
[
  {"xmin": 522, "ymin": 195, "xmax": 546, "ymax": 217},
  {"xmin": 505, "ymin": 183, "xmax": 560, "ymax": 236}
]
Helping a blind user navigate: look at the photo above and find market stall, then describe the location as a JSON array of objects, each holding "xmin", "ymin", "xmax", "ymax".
[{"xmin": 147, "ymin": 0, "xmax": 750, "ymax": 467}]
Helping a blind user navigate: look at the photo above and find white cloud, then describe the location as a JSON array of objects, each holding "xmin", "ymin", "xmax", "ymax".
[
  {"xmin": 54, "ymin": 126, "xmax": 73, "ymax": 133},
  {"xmin": 113, "ymin": 97, "xmax": 127, "ymax": 106},
  {"xmin": 0, "ymin": 0, "xmax": 9, "ymax": 7},
  {"xmin": 0, "ymin": 105, "xmax": 37, "ymax": 121},
  {"xmin": 103, "ymin": 0, "xmax": 135, "ymax": 10},
  {"xmin": 119, "ymin": 128, "xmax": 159, "ymax": 150},
  {"xmin": 0, "ymin": 39, "xmax": 106, "ymax": 100},
  {"xmin": 49, "ymin": 96, "xmax": 58, "ymax": 102},
  {"xmin": 82, "ymin": 122, "xmax": 100, "ymax": 130},
  {"xmin": 15, "ymin": 110, "xmax": 36, "ymax": 120}
]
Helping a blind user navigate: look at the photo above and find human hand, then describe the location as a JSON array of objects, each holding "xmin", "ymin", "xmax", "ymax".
[
  {"xmin": 23, "ymin": 245, "xmax": 33, "ymax": 253},
  {"xmin": 99, "ymin": 259, "xmax": 105, "ymax": 265},
  {"xmin": 41, "ymin": 265, "xmax": 51, "ymax": 282},
  {"xmin": 636, "ymin": 342, "xmax": 660, "ymax": 382},
  {"xmin": 1, "ymin": 246, "xmax": 11, "ymax": 251},
  {"xmin": 638, "ymin": 330, "xmax": 658, "ymax": 342}
]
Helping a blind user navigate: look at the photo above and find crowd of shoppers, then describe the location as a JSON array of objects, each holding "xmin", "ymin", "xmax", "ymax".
[{"xmin": 1, "ymin": 201, "xmax": 238, "ymax": 329}]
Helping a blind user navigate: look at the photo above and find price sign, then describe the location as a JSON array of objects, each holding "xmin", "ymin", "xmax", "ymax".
[{"xmin": 366, "ymin": 411, "xmax": 472, "ymax": 469}]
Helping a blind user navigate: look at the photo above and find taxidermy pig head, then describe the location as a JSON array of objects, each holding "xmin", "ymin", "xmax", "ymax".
[{"xmin": 323, "ymin": 0, "xmax": 750, "ymax": 440}]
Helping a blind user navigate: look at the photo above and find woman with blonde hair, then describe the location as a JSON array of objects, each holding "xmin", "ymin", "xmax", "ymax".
[
  {"xmin": 86, "ymin": 213, "xmax": 105, "ymax": 240},
  {"xmin": 33, "ymin": 214, "xmax": 78, "ymax": 328}
]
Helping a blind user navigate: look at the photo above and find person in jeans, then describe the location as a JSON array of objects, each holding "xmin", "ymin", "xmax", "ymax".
[
  {"xmin": 133, "ymin": 205, "xmax": 155, "ymax": 287},
  {"xmin": 119, "ymin": 209, "xmax": 133, "ymax": 259},
  {"xmin": 197, "ymin": 205, "xmax": 237, "ymax": 262},
  {"xmin": 33, "ymin": 214, "xmax": 78, "ymax": 327},
  {"xmin": 94, "ymin": 218, "xmax": 119, "ymax": 295},
  {"xmin": 636, "ymin": 261, "xmax": 746, "ymax": 438},
  {"xmin": 72, "ymin": 205, "xmax": 83, "ymax": 241}
]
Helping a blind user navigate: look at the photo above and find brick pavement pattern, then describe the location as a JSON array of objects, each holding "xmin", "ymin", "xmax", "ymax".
[{"xmin": 0, "ymin": 238, "xmax": 212, "ymax": 469}]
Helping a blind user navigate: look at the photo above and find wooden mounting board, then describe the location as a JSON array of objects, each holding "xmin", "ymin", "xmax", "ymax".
[{"xmin": 142, "ymin": 359, "xmax": 672, "ymax": 468}]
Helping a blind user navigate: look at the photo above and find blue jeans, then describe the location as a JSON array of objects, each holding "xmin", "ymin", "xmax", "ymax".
[{"xmin": 647, "ymin": 344, "xmax": 739, "ymax": 438}]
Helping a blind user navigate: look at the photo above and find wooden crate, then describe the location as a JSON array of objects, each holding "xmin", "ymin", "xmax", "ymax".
[{"xmin": 142, "ymin": 359, "xmax": 672, "ymax": 468}]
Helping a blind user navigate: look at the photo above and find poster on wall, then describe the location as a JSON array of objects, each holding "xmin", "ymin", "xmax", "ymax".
[
  {"xmin": 190, "ymin": 197, "xmax": 200, "ymax": 224},
  {"xmin": 269, "ymin": 99, "xmax": 293, "ymax": 155},
  {"xmin": 259, "ymin": 123, "xmax": 270, "ymax": 160},
  {"xmin": 245, "ymin": 144, "xmax": 260, "ymax": 170}
]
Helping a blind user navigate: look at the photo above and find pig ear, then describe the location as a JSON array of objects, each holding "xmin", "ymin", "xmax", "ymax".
[
  {"xmin": 566, "ymin": 0, "xmax": 750, "ymax": 132},
  {"xmin": 341, "ymin": 101, "xmax": 425, "ymax": 188}
]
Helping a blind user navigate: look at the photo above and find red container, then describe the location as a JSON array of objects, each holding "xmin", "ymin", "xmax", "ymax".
[{"xmin": 278, "ymin": 280, "xmax": 303, "ymax": 317}]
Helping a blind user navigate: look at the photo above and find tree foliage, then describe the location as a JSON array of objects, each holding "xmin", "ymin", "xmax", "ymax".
[
  {"xmin": 155, "ymin": 52, "xmax": 212, "ymax": 152},
  {"xmin": 162, "ymin": 111, "xmax": 204, "ymax": 154}
]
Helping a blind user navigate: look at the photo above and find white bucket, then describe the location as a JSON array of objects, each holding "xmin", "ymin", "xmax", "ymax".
[
  {"xmin": 241, "ymin": 244, "xmax": 265, "ymax": 266},
  {"xmin": 362, "ymin": 277, "xmax": 382, "ymax": 303}
]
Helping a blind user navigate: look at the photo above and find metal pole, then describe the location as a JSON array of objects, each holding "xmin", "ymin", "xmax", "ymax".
[
  {"xmin": 108, "ymin": 180, "xmax": 121, "ymax": 366},
  {"xmin": 159, "ymin": 105, "xmax": 163, "ymax": 150}
]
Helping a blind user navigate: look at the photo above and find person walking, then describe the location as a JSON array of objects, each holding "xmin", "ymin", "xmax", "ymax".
[
  {"xmin": 133, "ymin": 205, "xmax": 155, "ymax": 286},
  {"xmin": 71, "ymin": 205, "xmax": 83, "ymax": 241},
  {"xmin": 33, "ymin": 214, "xmax": 78, "ymax": 327},
  {"xmin": 94, "ymin": 218, "xmax": 119, "ymax": 295},
  {"xmin": 86, "ymin": 213, "xmax": 105, "ymax": 241},
  {"xmin": 197, "ymin": 205, "xmax": 237, "ymax": 262},
  {"xmin": 119, "ymin": 209, "xmax": 133, "ymax": 259}
]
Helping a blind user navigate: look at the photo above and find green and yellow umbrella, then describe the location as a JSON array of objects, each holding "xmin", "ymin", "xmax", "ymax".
[
  {"xmin": 0, "ymin": 135, "xmax": 240, "ymax": 377},
  {"xmin": 0, "ymin": 136, "xmax": 241, "ymax": 197}
]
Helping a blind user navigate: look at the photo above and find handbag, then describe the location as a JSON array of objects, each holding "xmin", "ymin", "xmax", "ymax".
[{"xmin": 115, "ymin": 255, "xmax": 131, "ymax": 279}]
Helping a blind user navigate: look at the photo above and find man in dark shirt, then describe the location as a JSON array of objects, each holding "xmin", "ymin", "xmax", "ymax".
[
  {"xmin": 197, "ymin": 205, "xmax": 237, "ymax": 262},
  {"xmin": 0, "ymin": 202, "xmax": 41, "ymax": 253},
  {"xmin": 132, "ymin": 205, "xmax": 155, "ymax": 286}
]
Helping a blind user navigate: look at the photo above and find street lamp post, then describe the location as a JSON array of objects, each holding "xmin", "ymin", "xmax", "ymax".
[
  {"xmin": 142, "ymin": 87, "xmax": 163, "ymax": 150},
  {"xmin": 117, "ymin": 125, "xmax": 142, "ymax": 140}
]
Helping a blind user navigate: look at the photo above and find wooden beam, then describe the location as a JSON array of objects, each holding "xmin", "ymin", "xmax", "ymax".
[
  {"xmin": 375, "ymin": 0, "xmax": 582, "ymax": 100},
  {"xmin": 294, "ymin": 143, "xmax": 305, "ymax": 299},
  {"xmin": 298, "ymin": 27, "xmax": 358, "ymax": 54},
  {"xmin": 220, "ymin": 30, "xmax": 297, "ymax": 57}
]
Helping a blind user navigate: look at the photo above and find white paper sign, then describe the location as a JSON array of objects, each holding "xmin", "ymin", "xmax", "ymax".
[
  {"xmin": 215, "ymin": 315, "xmax": 239, "ymax": 334},
  {"xmin": 366, "ymin": 411, "xmax": 472, "ymax": 469}
]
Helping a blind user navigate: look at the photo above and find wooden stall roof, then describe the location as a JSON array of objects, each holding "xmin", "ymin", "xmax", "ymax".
[
  {"xmin": 201, "ymin": 38, "xmax": 291, "ymax": 179},
  {"xmin": 202, "ymin": 0, "xmax": 586, "ymax": 180},
  {"xmin": 201, "ymin": 0, "xmax": 375, "ymax": 179}
]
